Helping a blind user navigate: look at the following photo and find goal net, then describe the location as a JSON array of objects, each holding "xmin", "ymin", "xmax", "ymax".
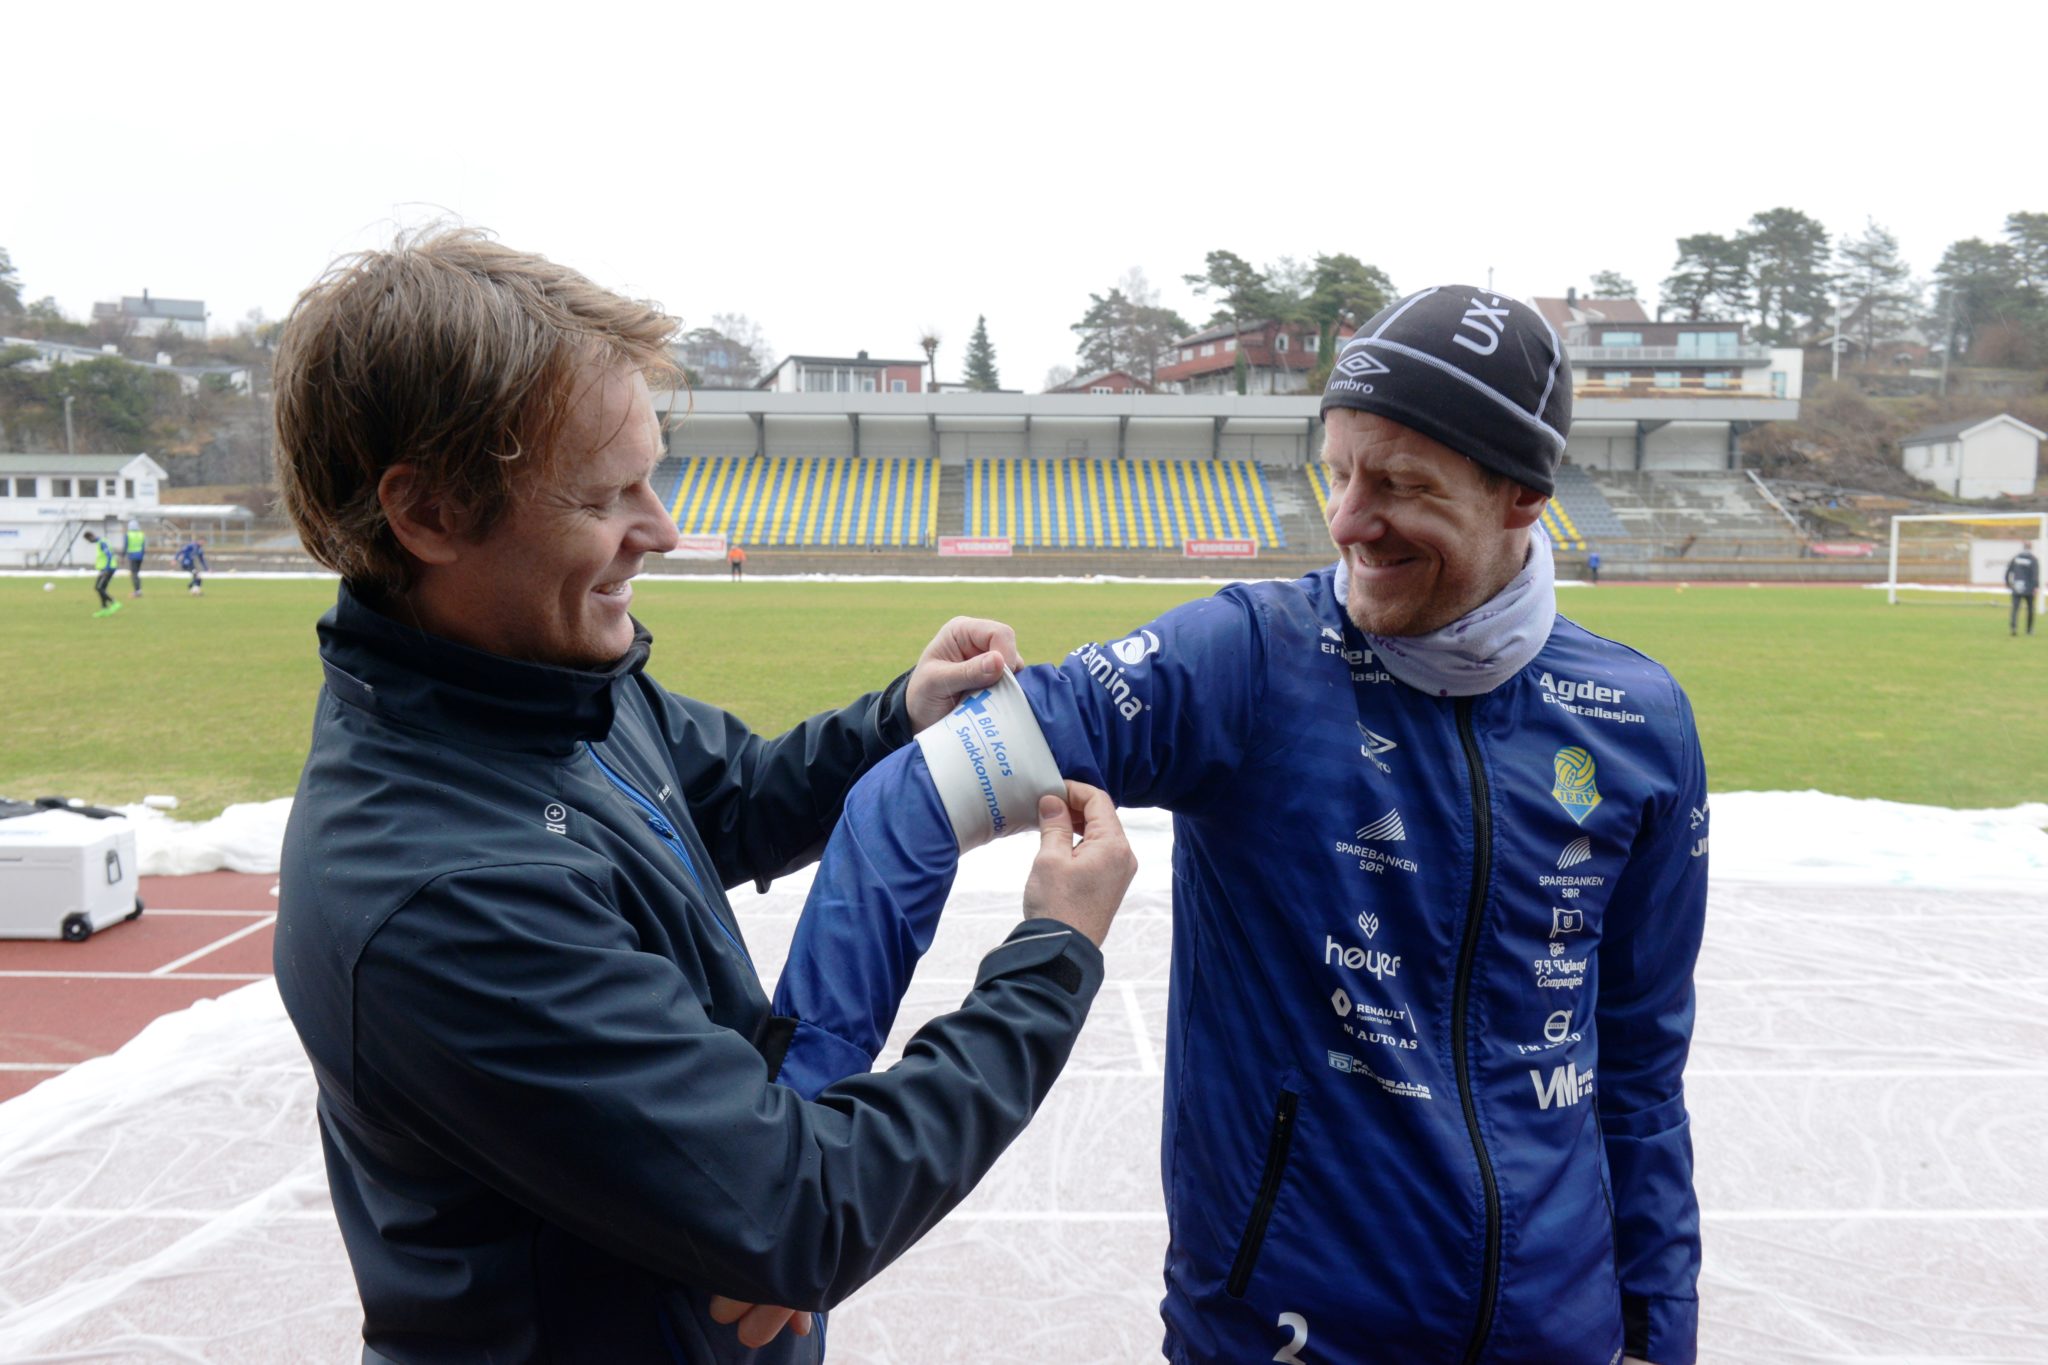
[{"xmin": 1886, "ymin": 512, "xmax": 2047, "ymax": 605}]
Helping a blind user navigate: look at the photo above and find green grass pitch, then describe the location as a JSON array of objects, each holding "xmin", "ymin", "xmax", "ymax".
[{"xmin": 2, "ymin": 573, "xmax": 2042, "ymax": 819}]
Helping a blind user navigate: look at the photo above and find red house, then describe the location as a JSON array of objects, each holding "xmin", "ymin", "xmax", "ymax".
[{"xmin": 1155, "ymin": 319, "xmax": 1353, "ymax": 395}]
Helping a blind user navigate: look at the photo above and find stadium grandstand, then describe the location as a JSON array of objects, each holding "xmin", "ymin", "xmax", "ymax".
[
  {"xmin": 664, "ymin": 456, "xmax": 940, "ymax": 547},
  {"xmin": 963, "ymin": 457, "xmax": 1282, "ymax": 549}
]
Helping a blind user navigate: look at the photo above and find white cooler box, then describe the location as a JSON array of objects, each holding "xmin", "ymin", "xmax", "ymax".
[{"xmin": 0, "ymin": 809, "xmax": 143, "ymax": 941}]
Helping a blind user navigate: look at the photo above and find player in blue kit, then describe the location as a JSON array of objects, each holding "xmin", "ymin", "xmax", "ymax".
[{"xmin": 773, "ymin": 287, "xmax": 1710, "ymax": 1365}]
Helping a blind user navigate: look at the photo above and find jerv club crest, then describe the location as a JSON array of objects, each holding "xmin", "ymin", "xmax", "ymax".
[{"xmin": 1550, "ymin": 746, "xmax": 1602, "ymax": 825}]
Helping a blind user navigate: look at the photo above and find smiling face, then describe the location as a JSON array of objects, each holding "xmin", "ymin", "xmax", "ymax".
[
  {"xmin": 414, "ymin": 367, "xmax": 679, "ymax": 667},
  {"xmin": 1321, "ymin": 408, "xmax": 1544, "ymax": 637}
]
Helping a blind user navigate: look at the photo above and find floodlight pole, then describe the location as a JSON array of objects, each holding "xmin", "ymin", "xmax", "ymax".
[{"xmin": 63, "ymin": 394, "xmax": 75, "ymax": 456}]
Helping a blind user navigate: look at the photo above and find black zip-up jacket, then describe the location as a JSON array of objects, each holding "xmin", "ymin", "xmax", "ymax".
[{"xmin": 275, "ymin": 585, "xmax": 1105, "ymax": 1364}]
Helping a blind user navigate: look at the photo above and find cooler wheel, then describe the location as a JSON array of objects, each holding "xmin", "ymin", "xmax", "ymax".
[
  {"xmin": 127, "ymin": 895, "xmax": 144, "ymax": 922},
  {"xmin": 62, "ymin": 913, "xmax": 93, "ymax": 942}
]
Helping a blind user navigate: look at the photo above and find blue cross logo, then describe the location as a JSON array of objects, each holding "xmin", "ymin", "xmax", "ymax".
[{"xmin": 957, "ymin": 688, "xmax": 995, "ymax": 717}]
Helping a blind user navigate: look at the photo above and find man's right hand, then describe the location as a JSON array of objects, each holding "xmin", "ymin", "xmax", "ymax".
[{"xmin": 1022, "ymin": 781, "xmax": 1136, "ymax": 948}]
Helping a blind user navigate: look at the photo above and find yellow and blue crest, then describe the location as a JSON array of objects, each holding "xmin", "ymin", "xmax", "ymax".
[{"xmin": 1551, "ymin": 746, "xmax": 1602, "ymax": 825}]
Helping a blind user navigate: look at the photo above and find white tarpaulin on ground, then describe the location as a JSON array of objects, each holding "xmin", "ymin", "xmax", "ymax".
[{"xmin": 3, "ymin": 794, "xmax": 2045, "ymax": 1362}]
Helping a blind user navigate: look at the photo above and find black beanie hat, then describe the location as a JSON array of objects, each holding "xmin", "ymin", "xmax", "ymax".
[{"xmin": 1320, "ymin": 286, "xmax": 1571, "ymax": 496}]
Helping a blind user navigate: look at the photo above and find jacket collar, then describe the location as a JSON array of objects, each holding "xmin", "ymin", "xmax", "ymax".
[{"xmin": 315, "ymin": 582, "xmax": 653, "ymax": 756}]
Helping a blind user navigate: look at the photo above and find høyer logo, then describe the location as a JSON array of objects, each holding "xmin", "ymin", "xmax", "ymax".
[
  {"xmin": 1355, "ymin": 810, "xmax": 1407, "ymax": 842},
  {"xmin": 1551, "ymin": 747, "xmax": 1602, "ymax": 825},
  {"xmin": 1356, "ymin": 723, "xmax": 1398, "ymax": 773},
  {"xmin": 1529, "ymin": 1061, "xmax": 1597, "ymax": 1110},
  {"xmin": 1453, "ymin": 295, "xmax": 1512, "ymax": 357},
  {"xmin": 543, "ymin": 802, "xmax": 568, "ymax": 835},
  {"xmin": 1557, "ymin": 836, "xmax": 1592, "ymax": 871},
  {"xmin": 1110, "ymin": 629, "xmax": 1161, "ymax": 667},
  {"xmin": 1325, "ymin": 934, "xmax": 1401, "ymax": 981}
]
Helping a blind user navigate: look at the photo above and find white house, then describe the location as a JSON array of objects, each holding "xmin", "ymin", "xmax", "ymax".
[
  {"xmin": 2, "ymin": 336, "xmax": 252, "ymax": 396},
  {"xmin": 1899, "ymin": 414, "xmax": 2045, "ymax": 499},
  {"xmin": 90, "ymin": 292, "xmax": 207, "ymax": 340},
  {"xmin": 0, "ymin": 454, "xmax": 168, "ymax": 567}
]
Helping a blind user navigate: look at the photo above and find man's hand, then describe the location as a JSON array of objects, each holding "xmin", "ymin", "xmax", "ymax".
[
  {"xmin": 707, "ymin": 1295, "xmax": 813, "ymax": 1349},
  {"xmin": 904, "ymin": 616, "xmax": 1025, "ymax": 731},
  {"xmin": 1022, "ymin": 782, "xmax": 1136, "ymax": 948}
]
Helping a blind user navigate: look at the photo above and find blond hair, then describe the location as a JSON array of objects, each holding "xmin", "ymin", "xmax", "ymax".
[{"xmin": 273, "ymin": 228, "xmax": 677, "ymax": 597}]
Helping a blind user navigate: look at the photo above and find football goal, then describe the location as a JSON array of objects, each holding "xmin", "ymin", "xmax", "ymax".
[{"xmin": 1886, "ymin": 512, "xmax": 2047, "ymax": 605}]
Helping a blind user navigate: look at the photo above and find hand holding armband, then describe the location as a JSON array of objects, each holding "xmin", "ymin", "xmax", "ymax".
[{"xmin": 913, "ymin": 667, "xmax": 1065, "ymax": 851}]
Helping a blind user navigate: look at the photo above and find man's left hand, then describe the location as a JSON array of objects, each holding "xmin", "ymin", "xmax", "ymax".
[
  {"xmin": 707, "ymin": 1295, "xmax": 814, "ymax": 1349},
  {"xmin": 904, "ymin": 616, "xmax": 1025, "ymax": 731}
]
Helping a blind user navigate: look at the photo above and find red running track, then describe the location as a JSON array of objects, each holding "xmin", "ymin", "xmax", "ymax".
[{"xmin": 0, "ymin": 871, "xmax": 279, "ymax": 1104}]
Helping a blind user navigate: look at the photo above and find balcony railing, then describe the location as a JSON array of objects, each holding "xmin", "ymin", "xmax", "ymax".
[{"xmin": 1567, "ymin": 343, "xmax": 1773, "ymax": 364}]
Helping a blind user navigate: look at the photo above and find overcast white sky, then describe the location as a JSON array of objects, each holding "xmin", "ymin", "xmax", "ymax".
[{"xmin": 9, "ymin": 1, "xmax": 2038, "ymax": 388}]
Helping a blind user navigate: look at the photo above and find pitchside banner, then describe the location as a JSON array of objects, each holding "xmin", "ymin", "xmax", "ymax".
[
  {"xmin": 664, "ymin": 535, "xmax": 727, "ymax": 560},
  {"xmin": 938, "ymin": 537, "xmax": 1013, "ymax": 557},
  {"xmin": 1808, "ymin": 541, "xmax": 1877, "ymax": 558},
  {"xmin": 1183, "ymin": 539, "xmax": 1257, "ymax": 559}
]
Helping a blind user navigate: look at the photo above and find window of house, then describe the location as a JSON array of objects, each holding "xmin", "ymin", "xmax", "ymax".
[
  {"xmin": 1307, "ymin": 334, "xmax": 1319, "ymax": 352},
  {"xmin": 52, "ymin": 478, "xmax": 72, "ymax": 496},
  {"xmin": 1601, "ymin": 331, "xmax": 1642, "ymax": 347},
  {"xmin": 1200, "ymin": 344, "xmax": 1215, "ymax": 357},
  {"xmin": 1604, "ymin": 370, "xmax": 1631, "ymax": 388},
  {"xmin": 1677, "ymin": 330, "xmax": 1739, "ymax": 359},
  {"xmin": 1181, "ymin": 348, "xmax": 1193, "ymax": 361},
  {"xmin": 1653, "ymin": 371, "xmax": 1679, "ymax": 389},
  {"xmin": 891, "ymin": 379, "xmax": 907, "ymax": 393},
  {"xmin": 1770, "ymin": 371, "xmax": 1787, "ymax": 398},
  {"xmin": 1224, "ymin": 338, "xmax": 1235, "ymax": 352},
  {"xmin": 15, "ymin": 478, "xmax": 33, "ymax": 497},
  {"xmin": 1091, "ymin": 385, "xmax": 1114, "ymax": 394},
  {"xmin": 860, "ymin": 376, "xmax": 876, "ymax": 392},
  {"xmin": 1703, "ymin": 371, "xmax": 1731, "ymax": 389},
  {"xmin": 802, "ymin": 368, "xmax": 831, "ymax": 392},
  {"xmin": 1275, "ymin": 334, "xmax": 1289, "ymax": 353}
]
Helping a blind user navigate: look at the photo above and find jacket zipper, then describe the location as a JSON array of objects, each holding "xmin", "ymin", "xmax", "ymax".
[
  {"xmin": 584, "ymin": 744, "xmax": 750, "ymax": 966},
  {"xmin": 1226, "ymin": 1088, "xmax": 1299, "ymax": 1298},
  {"xmin": 1452, "ymin": 698, "xmax": 1502, "ymax": 1365}
]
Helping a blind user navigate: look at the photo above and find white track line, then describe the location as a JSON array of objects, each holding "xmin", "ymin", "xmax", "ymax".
[
  {"xmin": 0, "ymin": 1063, "xmax": 72, "ymax": 1073},
  {"xmin": 149, "ymin": 914, "xmax": 276, "ymax": 976},
  {"xmin": 142, "ymin": 908, "xmax": 273, "ymax": 918},
  {"xmin": 0, "ymin": 970, "xmax": 266, "ymax": 982},
  {"xmin": 1118, "ymin": 982, "xmax": 1159, "ymax": 1076}
]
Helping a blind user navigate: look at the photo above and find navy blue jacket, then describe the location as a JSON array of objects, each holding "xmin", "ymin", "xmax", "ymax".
[
  {"xmin": 275, "ymin": 585, "xmax": 1106, "ymax": 1364},
  {"xmin": 777, "ymin": 568, "xmax": 1709, "ymax": 1364}
]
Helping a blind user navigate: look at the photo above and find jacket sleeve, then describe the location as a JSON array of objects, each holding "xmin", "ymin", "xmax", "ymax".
[
  {"xmin": 1015, "ymin": 587, "xmax": 1266, "ymax": 809},
  {"xmin": 1596, "ymin": 682, "xmax": 1710, "ymax": 1365},
  {"xmin": 648, "ymin": 671, "xmax": 916, "ymax": 891},
  {"xmin": 350, "ymin": 861, "xmax": 1103, "ymax": 1311},
  {"xmin": 770, "ymin": 589, "xmax": 1266, "ymax": 1095}
]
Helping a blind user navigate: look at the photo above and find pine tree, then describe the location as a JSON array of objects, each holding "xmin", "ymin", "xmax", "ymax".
[
  {"xmin": 1739, "ymin": 208, "xmax": 1834, "ymax": 343},
  {"xmin": 1836, "ymin": 220, "xmax": 1919, "ymax": 358},
  {"xmin": 963, "ymin": 315, "xmax": 1000, "ymax": 392}
]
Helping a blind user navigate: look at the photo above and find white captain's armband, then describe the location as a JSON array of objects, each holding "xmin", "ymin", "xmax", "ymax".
[{"xmin": 912, "ymin": 667, "xmax": 1063, "ymax": 852}]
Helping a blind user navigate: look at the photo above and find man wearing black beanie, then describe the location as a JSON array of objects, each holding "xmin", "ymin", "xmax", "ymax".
[{"xmin": 763, "ymin": 284, "xmax": 1710, "ymax": 1362}]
